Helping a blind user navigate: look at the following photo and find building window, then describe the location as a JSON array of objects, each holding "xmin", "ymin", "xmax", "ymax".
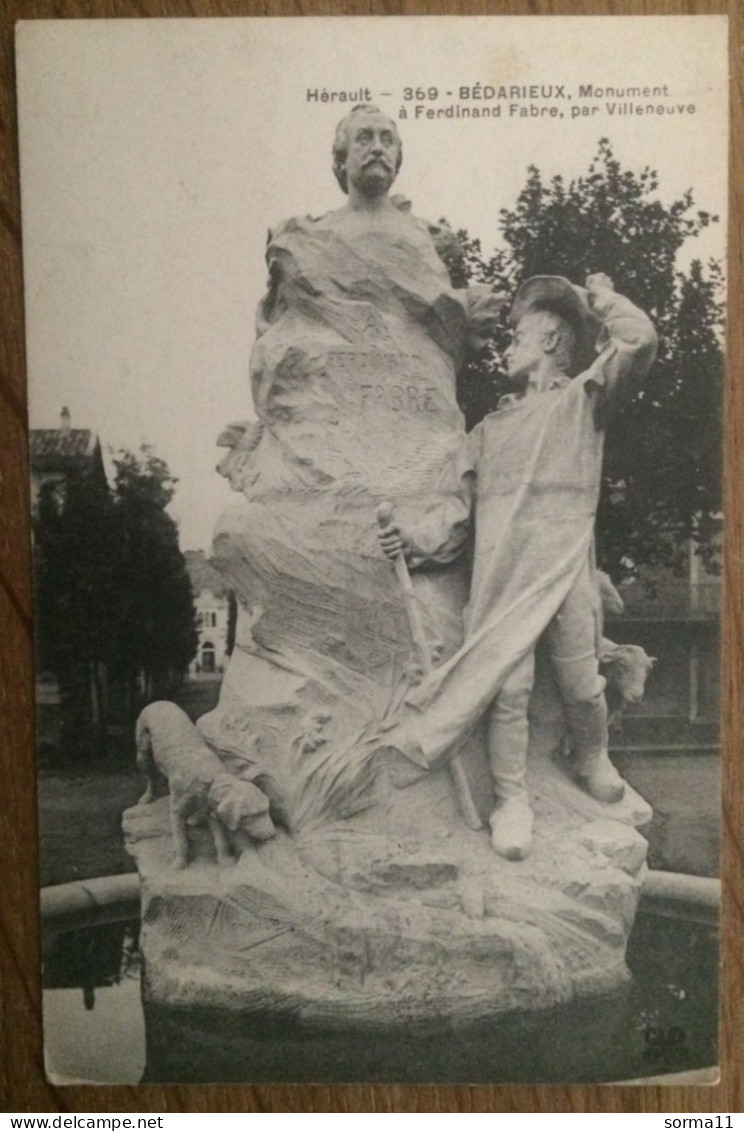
[{"xmin": 201, "ymin": 642, "xmax": 216, "ymax": 674}]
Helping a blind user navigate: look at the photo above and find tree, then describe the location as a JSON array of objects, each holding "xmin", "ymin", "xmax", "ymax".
[
  {"xmin": 108, "ymin": 447, "xmax": 198, "ymax": 701},
  {"xmin": 33, "ymin": 444, "xmax": 197, "ymax": 757},
  {"xmin": 226, "ymin": 590, "xmax": 238, "ymax": 658},
  {"xmin": 34, "ymin": 468, "xmax": 118, "ymax": 755},
  {"xmin": 449, "ymin": 139, "xmax": 723, "ymax": 579}
]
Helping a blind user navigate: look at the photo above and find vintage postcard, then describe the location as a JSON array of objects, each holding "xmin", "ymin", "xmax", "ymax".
[{"xmin": 17, "ymin": 15, "xmax": 726, "ymax": 1085}]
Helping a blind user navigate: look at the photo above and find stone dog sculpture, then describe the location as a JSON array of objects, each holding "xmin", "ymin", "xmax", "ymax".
[{"xmin": 136, "ymin": 701, "xmax": 276, "ymax": 869}]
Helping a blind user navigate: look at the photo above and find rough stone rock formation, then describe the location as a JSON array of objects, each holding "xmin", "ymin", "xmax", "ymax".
[
  {"xmin": 124, "ymin": 205, "xmax": 652, "ymax": 1026},
  {"xmin": 125, "ymin": 744, "xmax": 650, "ymax": 1022}
]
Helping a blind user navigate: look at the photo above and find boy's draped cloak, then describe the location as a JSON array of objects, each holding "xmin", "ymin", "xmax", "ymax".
[{"xmin": 403, "ymin": 289, "xmax": 658, "ymax": 767}]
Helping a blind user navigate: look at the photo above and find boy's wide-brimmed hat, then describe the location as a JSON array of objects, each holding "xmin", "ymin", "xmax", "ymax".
[{"xmin": 509, "ymin": 276, "xmax": 602, "ymax": 377}]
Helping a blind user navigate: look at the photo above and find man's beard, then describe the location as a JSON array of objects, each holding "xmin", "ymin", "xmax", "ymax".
[{"xmin": 356, "ymin": 161, "xmax": 394, "ymax": 195}]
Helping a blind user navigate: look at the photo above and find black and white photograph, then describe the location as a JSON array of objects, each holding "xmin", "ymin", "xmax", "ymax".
[{"xmin": 16, "ymin": 14, "xmax": 727, "ymax": 1086}]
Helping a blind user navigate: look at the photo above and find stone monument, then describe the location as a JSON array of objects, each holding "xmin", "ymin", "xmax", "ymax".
[{"xmin": 124, "ymin": 107, "xmax": 654, "ymax": 1070}]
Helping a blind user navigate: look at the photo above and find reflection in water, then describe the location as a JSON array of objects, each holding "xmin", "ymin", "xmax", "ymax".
[
  {"xmin": 42, "ymin": 910, "xmax": 717, "ymax": 1084},
  {"xmin": 44, "ymin": 921, "xmax": 140, "ymax": 1010},
  {"xmin": 43, "ymin": 920, "xmax": 144, "ymax": 1085}
]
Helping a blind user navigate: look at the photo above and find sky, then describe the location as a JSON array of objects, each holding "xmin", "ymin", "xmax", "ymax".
[{"xmin": 17, "ymin": 15, "xmax": 728, "ymax": 551}]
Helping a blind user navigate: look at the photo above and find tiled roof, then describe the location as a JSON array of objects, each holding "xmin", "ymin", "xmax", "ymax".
[{"xmin": 29, "ymin": 429, "xmax": 97, "ymax": 464}]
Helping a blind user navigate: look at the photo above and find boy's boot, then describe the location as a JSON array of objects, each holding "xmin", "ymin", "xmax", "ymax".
[{"xmin": 489, "ymin": 793, "xmax": 534, "ymax": 860}]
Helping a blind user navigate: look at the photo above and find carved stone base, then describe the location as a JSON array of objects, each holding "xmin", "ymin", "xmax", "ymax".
[{"xmin": 123, "ymin": 747, "xmax": 650, "ymax": 1026}]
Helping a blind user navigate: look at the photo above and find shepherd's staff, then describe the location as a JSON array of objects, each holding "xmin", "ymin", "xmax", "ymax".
[{"xmin": 376, "ymin": 501, "xmax": 483, "ymax": 832}]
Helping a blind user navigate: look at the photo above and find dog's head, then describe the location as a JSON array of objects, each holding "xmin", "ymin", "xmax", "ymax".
[{"xmin": 212, "ymin": 775, "xmax": 276, "ymax": 842}]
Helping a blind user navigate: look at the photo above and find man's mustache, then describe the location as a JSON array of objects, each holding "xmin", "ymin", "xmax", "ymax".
[{"xmin": 362, "ymin": 155, "xmax": 392, "ymax": 170}]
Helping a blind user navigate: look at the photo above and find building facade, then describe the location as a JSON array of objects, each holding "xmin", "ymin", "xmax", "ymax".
[
  {"xmin": 29, "ymin": 406, "xmax": 109, "ymax": 515},
  {"xmin": 184, "ymin": 550, "xmax": 231, "ymax": 679}
]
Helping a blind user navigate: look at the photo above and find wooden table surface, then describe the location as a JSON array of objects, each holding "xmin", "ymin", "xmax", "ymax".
[{"xmin": 1, "ymin": 0, "xmax": 741, "ymax": 1113}]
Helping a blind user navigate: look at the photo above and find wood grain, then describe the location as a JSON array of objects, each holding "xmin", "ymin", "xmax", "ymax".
[{"xmin": 1, "ymin": 0, "xmax": 740, "ymax": 1112}]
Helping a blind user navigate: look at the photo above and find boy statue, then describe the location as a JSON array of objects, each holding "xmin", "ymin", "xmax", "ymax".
[{"xmin": 378, "ymin": 273, "xmax": 657, "ymax": 860}]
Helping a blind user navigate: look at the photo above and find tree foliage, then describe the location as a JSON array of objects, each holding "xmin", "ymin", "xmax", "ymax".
[
  {"xmin": 448, "ymin": 139, "xmax": 723, "ymax": 579},
  {"xmin": 34, "ymin": 467, "xmax": 118, "ymax": 754},
  {"xmin": 107, "ymin": 448, "xmax": 197, "ymax": 697},
  {"xmin": 34, "ymin": 445, "xmax": 197, "ymax": 756},
  {"xmin": 226, "ymin": 590, "xmax": 238, "ymax": 658}
]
